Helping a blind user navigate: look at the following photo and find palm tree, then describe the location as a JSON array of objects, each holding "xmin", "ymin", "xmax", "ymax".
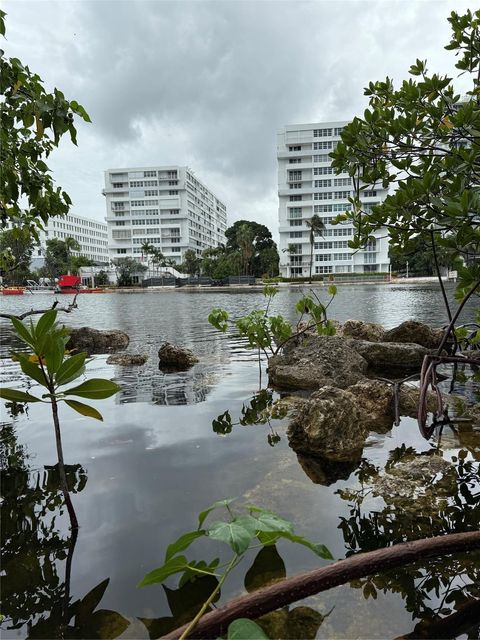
[
  {"xmin": 306, "ymin": 215, "xmax": 326, "ymax": 284},
  {"xmin": 141, "ymin": 241, "xmax": 155, "ymax": 275},
  {"xmin": 236, "ymin": 223, "xmax": 255, "ymax": 275}
]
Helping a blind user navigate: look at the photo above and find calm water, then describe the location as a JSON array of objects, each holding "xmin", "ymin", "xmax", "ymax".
[{"xmin": 1, "ymin": 284, "xmax": 479, "ymax": 639}]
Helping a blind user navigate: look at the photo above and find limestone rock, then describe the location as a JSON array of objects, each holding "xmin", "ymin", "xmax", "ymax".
[
  {"xmin": 287, "ymin": 386, "xmax": 369, "ymax": 460},
  {"xmin": 158, "ymin": 342, "xmax": 199, "ymax": 369},
  {"xmin": 340, "ymin": 319, "xmax": 385, "ymax": 342},
  {"xmin": 384, "ymin": 320, "xmax": 444, "ymax": 349},
  {"xmin": 67, "ymin": 327, "xmax": 129, "ymax": 355},
  {"xmin": 296, "ymin": 453, "xmax": 361, "ymax": 486},
  {"xmin": 269, "ymin": 335, "xmax": 368, "ymax": 390},
  {"xmin": 106, "ymin": 352, "xmax": 147, "ymax": 366},
  {"xmin": 350, "ymin": 339, "xmax": 432, "ymax": 372}
]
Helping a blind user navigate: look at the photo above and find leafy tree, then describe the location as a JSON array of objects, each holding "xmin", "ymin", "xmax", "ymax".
[
  {"xmin": 113, "ymin": 257, "xmax": 147, "ymax": 286},
  {"xmin": 306, "ymin": 214, "xmax": 326, "ymax": 284},
  {"xmin": 95, "ymin": 270, "xmax": 109, "ymax": 286},
  {"xmin": 0, "ymin": 10, "xmax": 90, "ymax": 270},
  {"xmin": 181, "ymin": 249, "xmax": 202, "ymax": 276},
  {"xmin": 44, "ymin": 237, "xmax": 80, "ymax": 277},
  {"xmin": 331, "ymin": 8, "xmax": 480, "ymax": 324},
  {"xmin": 225, "ymin": 221, "xmax": 279, "ymax": 277},
  {"xmin": 0, "ymin": 227, "xmax": 35, "ymax": 283},
  {"xmin": 69, "ymin": 255, "xmax": 94, "ymax": 274},
  {"xmin": 389, "ymin": 234, "xmax": 459, "ymax": 276},
  {"xmin": 202, "ymin": 246, "xmax": 241, "ymax": 280}
]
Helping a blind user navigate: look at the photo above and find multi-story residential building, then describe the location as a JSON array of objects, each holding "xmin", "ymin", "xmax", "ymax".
[
  {"xmin": 30, "ymin": 214, "xmax": 109, "ymax": 270},
  {"xmin": 103, "ymin": 166, "xmax": 227, "ymax": 265},
  {"xmin": 277, "ymin": 122, "xmax": 390, "ymax": 278}
]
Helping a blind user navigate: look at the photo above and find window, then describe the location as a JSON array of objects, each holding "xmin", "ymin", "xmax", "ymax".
[
  {"xmin": 362, "ymin": 190, "xmax": 377, "ymax": 198},
  {"xmin": 289, "ymin": 145, "xmax": 301, "ymax": 151},
  {"xmin": 289, "ymin": 207, "xmax": 303, "ymax": 217},
  {"xmin": 334, "ymin": 191, "xmax": 351, "ymax": 199},
  {"xmin": 117, "ymin": 248, "xmax": 127, "ymax": 254},
  {"xmin": 130, "ymin": 181, "xmax": 144, "ymax": 187},
  {"xmin": 314, "ymin": 192, "xmax": 332, "ymax": 200},
  {"xmin": 314, "ymin": 167, "xmax": 333, "ymax": 175},
  {"xmin": 334, "ymin": 127, "xmax": 344, "ymax": 136},
  {"xmin": 313, "ymin": 141, "xmax": 334, "ymax": 150},
  {"xmin": 169, "ymin": 190, "xmax": 179, "ymax": 195},
  {"xmin": 289, "ymin": 158, "xmax": 302, "ymax": 164},
  {"xmin": 144, "ymin": 170, "xmax": 156, "ymax": 177},
  {"xmin": 314, "ymin": 179, "xmax": 331, "ymax": 187},
  {"xmin": 314, "ymin": 241, "xmax": 333, "ymax": 249},
  {"xmin": 333, "ymin": 253, "xmax": 351, "ymax": 261},
  {"xmin": 313, "ymin": 154, "xmax": 331, "ymax": 163},
  {"xmin": 334, "ymin": 178, "xmax": 351, "ymax": 187},
  {"xmin": 314, "ymin": 204, "xmax": 333, "ymax": 213},
  {"xmin": 313, "ymin": 128, "xmax": 332, "ymax": 137},
  {"xmin": 289, "ymin": 231, "xmax": 303, "ymax": 238},
  {"xmin": 365, "ymin": 239, "xmax": 377, "ymax": 252},
  {"xmin": 113, "ymin": 183, "xmax": 126, "ymax": 188},
  {"xmin": 333, "ymin": 203, "xmax": 351, "ymax": 212},
  {"xmin": 115, "ymin": 221, "xmax": 125, "ymax": 226},
  {"xmin": 289, "ymin": 219, "xmax": 302, "ymax": 226},
  {"xmin": 315, "ymin": 254, "xmax": 331, "ymax": 262},
  {"xmin": 289, "ymin": 195, "xmax": 302, "ymax": 201},
  {"xmin": 315, "ymin": 265, "xmax": 333, "ymax": 274},
  {"xmin": 289, "ymin": 183, "xmax": 302, "ymax": 189},
  {"xmin": 288, "ymin": 170, "xmax": 302, "ymax": 181}
]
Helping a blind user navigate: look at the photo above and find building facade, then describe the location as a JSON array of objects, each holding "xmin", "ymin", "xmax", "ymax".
[
  {"xmin": 30, "ymin": 214, "xmax": 109, "ymax": 270},
  {"xmin": 277, "ymin": 122, "xmax": 390, "ymax": 278},
  {"xmin": 103, "ymin": 166, "xmax": 227, "ymax": 265}
]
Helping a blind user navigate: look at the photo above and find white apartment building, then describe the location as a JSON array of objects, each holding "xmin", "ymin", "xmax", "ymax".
[
  {"xmin": 278, "ymin": 122, "xmax": 390, "ymax": 278},
  {"xmin": 103, "ymin": 166, "xmax": 227, "ymax": 264},
  {"xmin": 29, "ymin": 214, "xmax": 109, "ymax": 270}
]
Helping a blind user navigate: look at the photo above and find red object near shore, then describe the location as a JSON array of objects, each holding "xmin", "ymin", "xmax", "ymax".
[
  {"xmin": 56, "ymin": 275, "xmax": 108, "ymax": 294},
  {"xmin": 1, "ymin": 288, "xmax": 24, "ymax": 295}
]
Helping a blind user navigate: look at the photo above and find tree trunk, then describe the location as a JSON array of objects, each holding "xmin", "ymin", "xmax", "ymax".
[
  {"xmin": 162, "ymin": 531, "xmax": 480, "ymax": 639},
  {"xmin": 51, "ymin": 396, "xmax": 79, "ymax": 530}
]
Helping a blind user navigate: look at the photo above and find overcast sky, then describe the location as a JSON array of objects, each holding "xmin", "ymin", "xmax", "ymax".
[{"xmin": 3, "ymin": 0, "xmax": 473, "ymax": 241}]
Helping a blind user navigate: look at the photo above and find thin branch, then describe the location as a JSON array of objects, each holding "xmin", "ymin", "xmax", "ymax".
[{"xmin": 0, "ymin": 294, "xmax": 78, "ymax": 320}]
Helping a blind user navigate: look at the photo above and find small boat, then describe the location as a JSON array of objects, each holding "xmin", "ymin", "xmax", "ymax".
[
  {"xmin": 55, "ymin": 275, "xmax": 108, "ymax": 294},
  {"xmin": 25, "ymin": 280, "xmax": 55, "ymax": 294},
  {"xmin": 1, "ymin": 287, "xmax": 25, "ymax": 295}
]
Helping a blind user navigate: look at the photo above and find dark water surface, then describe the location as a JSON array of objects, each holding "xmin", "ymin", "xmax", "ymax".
[{"xmin": 1, "ymin": 284, "xmax": 479, "ymax": 639}]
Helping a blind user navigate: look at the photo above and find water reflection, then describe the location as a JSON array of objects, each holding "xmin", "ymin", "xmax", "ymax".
[
  {"xmin": 336, "ymin": 447, "xmax": 480, "ymax": 633},
  {"xmin": 211, "ymin": 389, "xmax": 285, "ymax": 445}
]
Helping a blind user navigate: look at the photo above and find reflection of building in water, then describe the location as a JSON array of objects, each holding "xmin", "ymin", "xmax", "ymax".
[{"xmin": 114, "ymin": 364, "xmax": 218, "ymax": 406}]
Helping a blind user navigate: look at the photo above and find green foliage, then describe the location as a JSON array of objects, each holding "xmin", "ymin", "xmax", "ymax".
[
  {"xmin": 113, "ymin": 257, "xmax": 147, "ymax": 286},
  {"xmin": 139, "ymin": 499, "xmax": 331, "ymax": 636},
  {"xmin": 181, "ymin": 249, "xmax": 202, "ymax": 277},
  {"xmin": 0, "ymin": 227, "xmax": 35, "ymax": 283},
  {"xmin": 208, "ymin": 286, "xmax": 337, "ymax": 359},
  {"xmin": 43, "ymin": 236, "xmax": 82, "ymax": 278},
  {"xmin": 0, "ymin": 309, "xmax": 119, "ymax": 421},
  {"xmin": 225, "ymin": 220, "xmax": 280, "ymax": 277},
  {"xmin": 0, "ymin": 10, "xmax": 90, "ymax": 269},
  {"xmin": 227, "ymin": 619, "xmax": 269, "ymax": 639},
  {"xmin": 94, "ymin": 269, "xmax": 109, "ymax": 286},
  {"xmin": 330, "ymin": 8, "xmax": 480, "ymax": 315}
]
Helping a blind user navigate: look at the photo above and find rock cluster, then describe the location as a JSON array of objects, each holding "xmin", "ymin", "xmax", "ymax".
[{"xmin": 106, "ymin": 353, "xmax": 148, "ymax": 366}]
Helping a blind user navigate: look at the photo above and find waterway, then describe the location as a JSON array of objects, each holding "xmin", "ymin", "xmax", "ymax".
[{"xmin": 1, "ymin": 284, "xmax": 479, "ymax": 639}]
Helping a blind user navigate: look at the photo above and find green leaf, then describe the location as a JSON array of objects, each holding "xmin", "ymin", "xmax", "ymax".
[
  {"xmin": 45, "ymin": 336, "xmax": 65, "ymax": 375},
  {"xmin": 56, "ymin": 352, "xmax": 87, "ymax": 386},
  {"xmin": 35, "ymin": 309, "xmax": 57, "ymax": 337},
  {"xmin": 138, "ymin": 555, "xmax": 189, "ymax": 587},
  {"xmin": 64, "ymin": 378, "xmax": 120, "ymax": 399},
  {"xmin": 198, "ymin": 497, "xmax": 237, "ymax": 530},
  {"xmin": 208, "ymin": 517, "xmax": 257, "ymax": 555},
  {"xmin": 278, "ymin": 531, "xmax": 333, "ymax": 559},
  {"xmin": 64, "ymin": 399, "xmax": 104, "ymax": 421},
  {"xmin": 250, "ymin": 511, "xmax": 294, "ymax": 535},
  {"xmin": 17, "ymin": 356, "xmax": 49, "ymax": 388},
  {"xmin": 327, "ymin": 284, "xmax": 337, "ymax": 296},
  {"xmin": 0, "ymin": 388, "xmax": 42, "ymax": 403},
  {"xmin": 227, "ymin": 619, "xmax": 269, "ymax": 639},
  {"xmin": 165, "ymin": 530, "xmax": 206, "ymax": 562},
  {"xmin": 11, "ymin": 317, "xmax": 34, "ymax": 347}
]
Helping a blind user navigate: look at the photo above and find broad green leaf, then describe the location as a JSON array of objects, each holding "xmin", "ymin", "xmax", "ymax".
[
  {"xmin": 250, "ymin": 511, "xmax": 294, "ymax": 535},
  {"xmin": 227, "ymin": 619, "xmax": 269, "ymax": 639},
  {"xmin": 165, "ymin": 530, "xmax": 206, "ymax": 562},
  {"xmin": 138, "ymin": 555, "xmax": 189, "ymax": 587},
  {"xmin": 17, "ymin": 356, "xmax": 49, "ymax": 388},
  {"xmin": 64, "ymin": 399, "xmax": 104, "ymax": 421},
  {"xmin": 35, "ymin": 309, "xmax": 57, "ymax": 338},
  {"xmin": 56, "ymin": 352, "xmax": 87, "ymax": 386},
  {"xmin": 208, "ymin": 516, "xmax": 257, "ymax": 555},
  {"xmin": 198, "ymin": 497, "xmax": 237, "ymax": 530},
  {"xmin": 327, "ymin": 284, "xmax": 337, "ymax": 296},
  {"xmin": 64, "ymin": 378, "xmax": 120, "ymax": 400},
  {"xmin": 45, "ymin": 336, "xmax": 65, "ymax": 375},
  {"xmin": 11, "ymin": 317, "xmax": 34, "ymax": 347},
  {"xmin": 278, "ymin": 531, "xmax": 333, "ymax": 559},
  {"xmin": 0, "ymin": 388, "xmax": 42, "ymax": 403}
]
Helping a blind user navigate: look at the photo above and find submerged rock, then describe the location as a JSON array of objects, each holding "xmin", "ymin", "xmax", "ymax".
[
  {"xmin": 287, "ymin": 386, "xmax": 368, "ymax": 460},
  {"xmin": 67, "ymin": 327, "xmax": 129, "ymax": 355},
  {"xmin": 296, "ymin": 452, "xmax": 361, "ymax": 486},
  {"xmin": 269, "ymin": 335, "xmax": 368, "ymax": 390},
  {"xmin": 258, "ymin": 606, "xmax": 324, "ymax": 640},
  {"xmin": 384, "ymin": 320, "xmax": 444, "ymax": 349},
  {"xmin": 106, "ymin": 353, "xmax": 148, "ymax": 366},
  {"xmin": 158, "ymin": 342, "xmax": 199, "ymax": 369}
]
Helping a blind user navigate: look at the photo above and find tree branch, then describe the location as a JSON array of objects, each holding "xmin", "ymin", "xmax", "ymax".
[{"xmin": 0, "ymin": 294, "xmax": 79, "ymax": 320}]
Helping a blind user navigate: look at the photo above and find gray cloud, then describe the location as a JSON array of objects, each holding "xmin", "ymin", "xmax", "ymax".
[{"xmin": 3, "ymin": 0, "xmax": 473, "ymax": 239}]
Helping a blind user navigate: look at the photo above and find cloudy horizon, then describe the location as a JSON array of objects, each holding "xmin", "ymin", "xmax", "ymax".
[{"xmin": 3, "ymin": 0, "xmax": 473, "ymax": 242}]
